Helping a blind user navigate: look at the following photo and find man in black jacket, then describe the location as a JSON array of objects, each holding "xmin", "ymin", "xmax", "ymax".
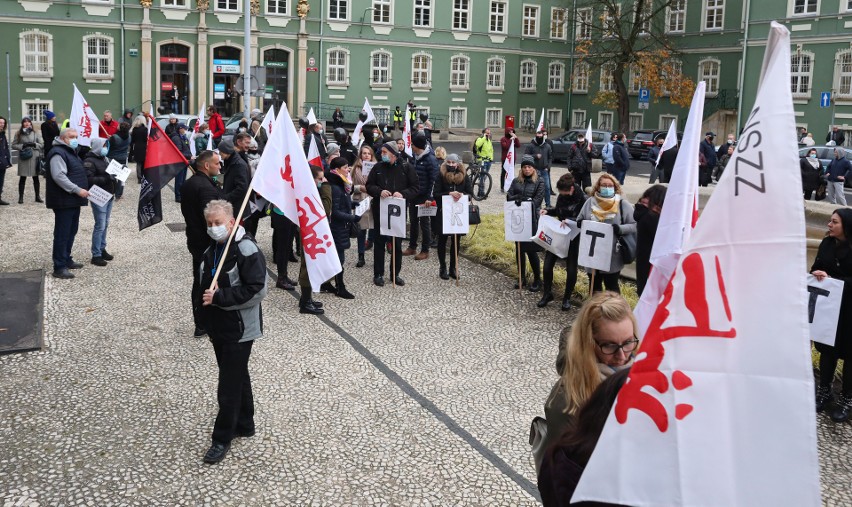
[
  {"xmin": 566, "ymin": 133, "xmax": 597, "ymax": 191},
  {"xmin": 366, "ymin": 142, "xmax": 420, "ymax": 287},
  {"xmin": 827, "ymin": 126, "xmax": 846, "ymax": 147},
  {"xmin": 303, "ymin": 121, "xmax": 327, "ymax": 165},
  {"xmin": 404, "ymin": 134, "xmax": 439, "ymax": 260},
  {"xmin": 180, "ymin": 150, "xmax": 223, "ymax": 337},
  {"xmin": 218, "ymin": 138, "xmax": 249, "ymax": 220},
  {"xmin": 659, "ymin": 145, "xmax": 679, "ymax": 184}
]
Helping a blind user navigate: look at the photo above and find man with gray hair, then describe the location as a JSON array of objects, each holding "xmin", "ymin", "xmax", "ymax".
[
  {"xmin": 826, "ymin": 147, "xmax": 852, "ymax": 206},
  {"xmin": 44, "ymin": 128, "xmax": 90, "ymax": 279}
]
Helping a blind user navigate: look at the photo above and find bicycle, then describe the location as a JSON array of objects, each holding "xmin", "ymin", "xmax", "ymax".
[{"xmin": 466, "ymin": 159, "xmax": 493, "ymax": 201}]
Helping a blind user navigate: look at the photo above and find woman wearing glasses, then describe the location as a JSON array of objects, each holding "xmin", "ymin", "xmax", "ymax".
[{"xmin": 536, "ymin": 292, "xmax": 638, "ymax": 474}]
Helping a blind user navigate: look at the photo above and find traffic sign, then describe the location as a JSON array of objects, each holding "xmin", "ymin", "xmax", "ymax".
[
  {"xmin": 820, "ymin": 92, "xmax": 831, "ymax": 108},
  {"xmin": 638, "ymin": 102, "xmax": 649, "ymax": 110},
  {"xmin": 639, "ymin": 88, "xmax": 650, "ymax": 103}
]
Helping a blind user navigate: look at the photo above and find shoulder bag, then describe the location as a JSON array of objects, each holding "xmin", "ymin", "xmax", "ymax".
[
  {"xmin": 616, "ymin": 200, "xmax": 637, "ymax": 264},
  {"xmin": 19, "ymin": 147, "xmax": 34, "ymax": 161}
]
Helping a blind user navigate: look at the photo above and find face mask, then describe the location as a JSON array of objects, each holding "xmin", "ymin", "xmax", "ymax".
[
  {"xmin": 239, "ymin": 128, "xmax": 246, "ymax": 133},
  {"xmin": 69, "ymin": 139, "xmax": 79, "ymax": 149},
  {"xmin": 212, "ymin": 175, "xmax": 219, "ymax": 183},
  {"xmin": 600, "ymin": 187, "xmax": 615, "ymax": 198},
  {"xmin": 316, "ymin": 181, "xmax": 322, "ymax": 189},
  {"xmin": 100, "ymin": 147, "xmax": 109, "ymax": 156},
  {"xmin": 810, "ymin": 154, "xmax": 817, "ymax": 159},
  {"xmin": 381, "ymin": 155, "xmax": 391, "ymax": 163},
  {"xmin": 447, "ymin": 164, "xmax": 458, "ymax": 172},
  {"xmin": 727, "ymin": 140, "xmax": 733, "ymax": 144},
  {"xmin": 207, "ymin": 225, "xmax": 229, "ymax": 242}
]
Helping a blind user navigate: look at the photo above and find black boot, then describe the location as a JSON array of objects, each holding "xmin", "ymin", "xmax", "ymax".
[
  {"xmin": 299, "ymin": 291, "xmax": 324, "ymax": 315},
  {"xmin": 33, "ymin": 177, "xmax": 42, "ymax": 202},
  {"xmin": 439, "ymin": 265, "xmax": 449, "ymax": 280},
  {"xmin": 356, "ymin": 254, "xmax": 365, "ymax": 268},
  {"xmin": 830, "ymin": 393, "xmax": 851, "ymax": 422},
  {"xmin": 335, "ymin": 272, "xmax": 355, "ymax": 299},
  {"xmin": 320, "ymin": 281, "xmax": 337, "ymax": 294},
  {"xmin": 537, "ymin": 293, "xmax": 553, "ymax": 308},
  {"xmin": 18, "ymin": 178, "xmax": 24, "ymax": 204},
  {"xmin": 561, "ymin": 298, "xmax": 573, "ymax": 311}
]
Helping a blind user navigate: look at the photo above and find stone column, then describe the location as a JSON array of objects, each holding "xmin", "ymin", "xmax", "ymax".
[
  {"xmin": 141, "ymin": 6, "xmax": 153, "ymax": 107},
  {"xmin": 297, "ymin": 19, "xmax": 308, "ymax": 117},
  {"xmin": 197, "ymin": 1, "xmax": 210, "ymax": 110}
]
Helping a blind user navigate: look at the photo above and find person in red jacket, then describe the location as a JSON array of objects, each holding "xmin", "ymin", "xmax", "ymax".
[
  {"xmin": 207, "ymin": 105, "xmax": 225, "ymax": 148},
  {"xmin": 500, "ymin": 127, "xmax": 520, "ymax": 192},
  {"xmin": 99, "ymin": 110, "xmax": 119, "ymax": 138}
]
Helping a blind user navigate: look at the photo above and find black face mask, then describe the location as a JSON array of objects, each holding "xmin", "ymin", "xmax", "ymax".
[{"xmin": 446, "ymin": 164, "xmax": 458, "ymax": 172}]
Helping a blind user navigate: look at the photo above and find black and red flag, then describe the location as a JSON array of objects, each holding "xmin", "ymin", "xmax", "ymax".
[{"xmin": 137, "ymin": 115, "xmax": 189, "ymax": 230}]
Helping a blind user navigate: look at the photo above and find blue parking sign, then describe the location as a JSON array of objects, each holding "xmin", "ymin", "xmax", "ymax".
[
  {"xmin": 639, "ymin": 88, "xmax": 650, "ymax": 103},
  {"xmin": 820, "ymin": 92, "xmax": 831, "ymax": 108}
]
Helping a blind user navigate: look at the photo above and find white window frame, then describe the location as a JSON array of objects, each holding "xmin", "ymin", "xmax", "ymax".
[
  {"xmin": 411, "ymin": 52, "xmax": 432, "ymax": 90},
  {"xmin": 666, "ymin": 0, "xmax": 686, "ymax": 33},
  {"xmin": 372, "ymin": 106, "xmax": 390, "ymax": 124},
  {"xmin": 486, "ymin": 56, "xmax": 505, "ymax": 92},
  {"xmin": 550, "ymin": 7, "xmax": 567, "ymax": 40},
  {"xmin": 266, "ymin": 0, "xmax": 287, "ymax": 15},
  {"xmin": 449, "ymin": 107, "xmax": 467, "ymax": 128},
  {"xmin": 576, "ymin": 8, "xmax": 592, "ymax": 40},
  {"xmin": 835, "ymin": 49, "xmax": 852, "ymax": 99},
  {"xmin": 450, "ymin": 55, "xmax": 470, "ymax": 91},
  {"xmin": 598, "ymin": 111, "xmax": 614, "ymax": 131},
  {"xmin": 162, "ymin": 0, "xmax": 188, "ymax": 7},
  {"xmin": 485, "ymin": 108, "xmax": 502, "ymax": 128},
  {"xmin": 373, "ymin": 0, "xmax": 392, "ymax": 24},
  {"xmin": 702, "ymin": 0, "xmax": 725, "ymax": 31},
  {"xmin": 519, "ymin": 108, "xmax": 535, "ymax": 131},
  {"xmin": 629, "ymin": 113, "xmax": 643, "ymax": 132},
  {"xmin": 603, "ymin": 5, "xmax": 620, "ymax": 38},
  {"xmin": 489, "ymin": 0, "xmax": 507, "ymax": 34},
  {"xmin": 628, "ymin": 64, "xmax": 642, "ymax": 95},
  {"xmin": 453, "ymin": 0, "xmax": 471, "ymax": 30},
  {"xmin": 215, "ymin": 0, "xmax": 240, "ymax": 12},
  {"xmin": 19, "ymin": 30, "xmax": 53, "ymax": 81},
  {"xmin": 571, "ymin": 109, "xmax": 586, "ymax": 129},
  {"xmin": 522, "ymin": 4, "xmax": 539, "ymax": 37},
  {"xmin": 844, "ymin": 0, "xmax": 852, "ymax": 13},
  {"xmin": 22, "ymin": 100, "xmax": 53, "ymax": 123},
  {"xmin": 546, "ymin": 109, "xmax": 562, "ymax": 130},
  {"xmin": 638, "ymin": 0, "xmax": 652, "ymax": 34},
  {"xmin": 600, "ymin": 63, "xmax": 616, "ymax": 92},
  {"xmin": 572, "ymin": 61, "xmax": 589, "ymax": 93},
  {"xmin": 661, "ymin": 59, "xmax": 682, "ymax": 96},
  {"xmin": 328, "ymin": 0, "xmax": 349, "ymax": 20},
  {"xmin": 82, "ymin": 34, "xmax": 114, "ymax": 81},
  {"xmin": 370, "ymin": 49, "xmax": 392, "ymax": 88},
  {"xmin": 788, "ymin": 0, "xmax": 820, "ymax": 16},
  {"xmin": 413, "ymin": 0, "xmax": 432, "ymax": 28},
  {"xmin": 791, "ymin": 51, "xmax": 814, "ymax": 99},
  {"xmin": 698, "ymin": 58, "xmax": 721, "ymax": 97},
  {"xmin": 659, "ymin": 115, "xmax": 678, "ymax": 130},
  {"xmin": 548, "ymin": 62, "xmax": 565, "ymax": 93},
  {"xmin": 326, "ymin": 47, "xmax": 349, "ymax": 87},
  {"xmin": 520, "ymin": 59, "xmax": 537, "ymax": 92}
]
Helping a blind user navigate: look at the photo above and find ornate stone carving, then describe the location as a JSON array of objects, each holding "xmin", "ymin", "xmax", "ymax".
[
  {"xmin": 196, "ymin": 0, "xmax": 209, "ymax": 11},
  {"xmin": 296, "ymin": 0, "xmax": 309, "ymax": 18},
  {"xmin": 250, "ymin": 0, "xmax": 259, "ymax": 15}
]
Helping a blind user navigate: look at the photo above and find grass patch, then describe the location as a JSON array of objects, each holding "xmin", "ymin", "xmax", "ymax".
[{"xmin": 460, "ymin": 214, "xmax": 639, "ymax": 307}]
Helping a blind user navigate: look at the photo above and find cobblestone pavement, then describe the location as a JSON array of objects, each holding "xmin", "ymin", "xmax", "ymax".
[{"xmin": 0, "ymin": 169, "xmax": 850, "ymax": 506}]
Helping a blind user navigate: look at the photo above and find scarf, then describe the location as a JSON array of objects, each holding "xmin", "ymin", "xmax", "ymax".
[
  {"xmin": 441, "ymin": 165, "xmax": 465, "ymax": 186},
  {"xmin": 332, "ymin": 169, "xmax": 352, "ymax": 194},
  {"xmin": 597, "ymin": 358, "xmax": 634, "ymax": 380},
  {"xmin": 591, "ymin": 193, "xmax": 621, "ymax": 222},
  {"xmin": 807, "ymin": 157, "xmax": 820, "ymax": 169}
]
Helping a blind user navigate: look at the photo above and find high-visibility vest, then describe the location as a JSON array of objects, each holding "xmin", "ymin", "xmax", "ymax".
[
  {"xmin": 393, "ymin": 109, "xmax": 404, "ymax": 122},
  {"xmin": 409, "ymin": 110, "xmax": 417, "ymax": 121}
]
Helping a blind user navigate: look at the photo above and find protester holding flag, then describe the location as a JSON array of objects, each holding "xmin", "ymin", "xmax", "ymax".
[
  {"xmin": 633, "ymin": 184, "xmax": 667, "ymax": 296},
  {"xmin": 575, "ymin": 174, "xmax": 636, "ymax": 294},
  {"xmin": 538, "ymin": 173, "xmax": 587, "ymax": 311},
  {"xmin": 327, "ymin": 157, "xmax": 361, "ymax": 299},
  {"xmin": 45, "ymin": 128, "xmax": 89, "ymax": 280},
  {"xmin": 198, "ymin": 199, "xmax": 268, "ymax": 465},
  {"xmin": 500, "ymin": 128, "xmax": 520, "ymax": 193},
  {"xmin": 566, "ymin": 132, "xmax": 597, "ymax": 192},
  {"xmin": 646, "ymin": 137, "xmax": 665, "ymax": 184},
  {"xmin": 524, "ymin": 130, "xmax": 553, "ymax": 208},
  {"xmin": 811, "ymin": 209, "xmax": 852, "ymax": 422},
  {"xmin": 507, "ymin": 156, "xmax": 545, "ymax": 291},
  {"xmin": 352, "ymin": 145, "xmax": 377, "ymax": 267},
  {"xmin": 83, "ymin": 137, "xmax": 117, "ymax": 267},
  {"xmin": 303, "ymin": 121, "xmax": 327, "ymax": 165},
  {"xmin": 659, "ymin": 141, "xmax": 678, "ymax": 184},
  {"xmin": 435, "ymin": 154, "xmax": 472, "ymax": 280}
]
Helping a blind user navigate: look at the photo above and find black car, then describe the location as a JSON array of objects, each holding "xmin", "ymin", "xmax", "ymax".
[
  {"xmin": 627, "ymin": 129, "xmax": 683, "ymax": 160},
  {"xmin": 551, "ymin": 129, "xmax": 614, "ymax": 162}
]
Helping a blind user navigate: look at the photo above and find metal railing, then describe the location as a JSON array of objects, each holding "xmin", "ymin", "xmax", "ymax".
[
  {"xmin": 703, "ymin": 88, "xmax": 738, "ymax": 120},
  {"xmin": 302, "ymin": 102, "xmax": 447, "ymax": 131}
]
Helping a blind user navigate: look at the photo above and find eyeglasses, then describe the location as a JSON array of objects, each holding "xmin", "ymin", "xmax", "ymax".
[{"xmin": 595, "ymin": 338, "xmax": 639, "ymax": 355}]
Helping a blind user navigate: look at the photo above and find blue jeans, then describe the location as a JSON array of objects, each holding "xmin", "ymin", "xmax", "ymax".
[
  {"xmin": 91, "ymin": 198, "xmax": 114, "ymax": 257},
  {"xmin": 357, "ymin": 227, "xmax": 367, "ymax": 256},
  {"xmin": 52, "ymin": 207, "xmax": 81, "ymax": 271},
  {"xmin": 174, "ymin": 168, "xmax": 187, "ymax": 200},
  {"xmin": 611, "ymin": 167, "xmax": 627, "ymax": 185},
  {"xmin": 538, "ymin": 169, "xmax": 552, "ymax": 207}
]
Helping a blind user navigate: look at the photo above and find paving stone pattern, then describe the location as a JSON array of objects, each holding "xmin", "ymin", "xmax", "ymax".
[{"xmin": 0, "ymin": 170, "xmax": 850, "ymax": 506}]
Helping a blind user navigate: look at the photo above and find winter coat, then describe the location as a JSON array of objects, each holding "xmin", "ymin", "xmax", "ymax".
[
  {"xmin": 827, "ymin": 130, "xmax": 846, "ymax": 147},
  {"xmin": 209, "ymin": 113, "xmax": 225, "ymax": 141},
  {"xmin": 611, "ymin": 141, "xmax": 630, "ymax": 174},
  {"xmin": 164, "ymin": 121, "xmax": 179, "ymax": 139},
  {"xmin": 435, "ymin": 163, "xmax": 473, "ymax": 236},
  {"xmin": 825, "ymin": 156, "xmax": 852, "ymax": 183},
  {"xmin": 567, "ymin": 141, "xmax": 597, "ymax": 176},
  {"xmin": 538, "ymin": 446, "xmax": 624, "ymax": 507},
  {"xmin": 0, "ymin": 133, "xmax": 11, "ymax": 170},
  {"xmin": 195, "ymin": 134, "xmax": 209, "ymax": 155},
  {"xmin": 507, "ymin": 174, "xmax": 545, "ymax": 233},
  {"xmin": 199, "ymin": 227, "xmax": 267, "ymax": 344},
  {"xmin": 474, "ymin": 134, "xmax": 494, "ymax": 162},
  {"xmin": 524, "ymin": 139, "xmax": 552, "ymax": 173},
  {"xmin": 108, "ymin": 131, "xmax": 131, "ymax": 163},
  {"xmin": 500, "ymin": 130, "xmax": 521, "ymax": 163},
  {"xmin": 131, "ymin": 125, "xmax": 148, "ymax": 166},
  {"xmin": 12, "ymin": 128, "xmax": 44, "ymax": 177},
  {"xmin": 222, "ymin": 152, "xmax": 249, "ymax": 219},
  {"xmin": 634, "ymin": 202, "xmax": 661, "ymax": 295},
  {"xmin": 412, "ymin": 146, "xmax": 440, "ymax": 202},
  {"xmin": 351, "ymin": 159, "xmax": 374, "ymax": 229},
  {"xmin": 543, "ymin": 184, "xmax": 587, "ymax": 221},
  {"xmin": 327, "ymin": 171, "xmax": 360, "ymax": 250},
  {"xmin": 303, "ymin": 130, "xmax": 327, "ymax": 161},
  {"xmin": 576, "ymin": 196, "xmax": 637, "ymax": 274},
  {"xmin": 811, "ymin": 236, "xmax": 852, "ymax": 359},
  {"xmin": 41, "ymin": 120, "xmax": 61, "ymax": 150},
  {"xmin": 45, "ymin": 140, "xmax": 88, "ymax": 210},
  {"xmin": 659, "ymin": 146, "xmax": 678, "ymax": 183},
  {"xmin": 180, "ymin": 171, "xmax": 223, "ymax": 253},
  {"xmin": 83, "ymin": 151, "xmax": 115, "ymax": 195},
  {"xmin": 699, "ymin": 139, "xmax": 718, "ymax": 168},
  {"xmin": 800, "ymin": 158, "xmax": 822, "ymax": 192},
  {"xmin": 170, "ymin": 132, "xmax": 192, "ymax": 161},
  {"xmin": 365, "ymin": 157, "xmax": 420, "ymax": 226},
  {"xmin": 716, "ymin": 141, "xmax": 735, "ymax": 160},
  {"xmin": 646, "ymin": 145, "xmax": 661, "ymax": 163},
  {"xmin": 332, "ymin": 110, "xmax": 344, "ymax": 129},
  {"xmin": 99, "ymin": 119, "xmax": 119, "ymax": 138}
]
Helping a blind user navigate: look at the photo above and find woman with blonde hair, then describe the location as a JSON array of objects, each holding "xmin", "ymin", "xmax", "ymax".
[
  {"xmin": 537, "ymin": 291, "xmax": 638, "ymax": 470},
  {"xmin": 351, "ymin": 144, "xmax": 377, "ymax": 267}
]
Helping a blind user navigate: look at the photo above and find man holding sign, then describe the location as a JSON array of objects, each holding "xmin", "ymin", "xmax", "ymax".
[
  {"xmin": 82, "ymin": 137, "xmax": 118, "ymax": 267},
  {"xmin": 366, "ymin": 142, "xmax": 419, "ymax": 286},
  {"xmin": 435, "ymin": 153, "xmax": 473, "ymax": 280}
]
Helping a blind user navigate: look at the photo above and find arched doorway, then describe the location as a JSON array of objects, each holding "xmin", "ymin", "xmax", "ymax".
[
  {"xmin": 212, "ymin": 46, "xmax": 242, "ymax": 117},
  {"xmin": 160, "ymin": 44, "xmax": 190, "ymax": 114},
  {"xmin": 263, "ymin": 49, "xmax": 289, "ymax": 113}
]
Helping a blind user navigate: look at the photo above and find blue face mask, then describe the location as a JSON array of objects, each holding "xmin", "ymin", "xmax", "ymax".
[
  {"xmin": 810, "ymin": 153, "xmax": 817, "ymax": 159},
  {"xmin": 316, "ymin": 181, "xmax": 322, "ymax": 189},
  {"xmin": 100, "ymin": 147, "xmax": 109, "ymax": 156},
  {"xmin": 69, "ymin": 139, "xmax": 79, "ymax": 149},
  {"xmin": 381, "ymin": 155, "xmax": 391, "ymax": 163},
  {"xmin": 600, "ymin": 187, "xmax": 615, "ymax": 198}
]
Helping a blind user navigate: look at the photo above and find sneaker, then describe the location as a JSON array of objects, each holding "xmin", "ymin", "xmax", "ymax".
[
  {"xmin": 193, "ymin": 327, "xmax": 207, "ymax": 338},
  {"xmin": 816, "ymin": 385, "xmax": 833, "ymax": 413},
  {"xmin": 402, "ymin": 248, "xmax": 416, "ymax": 256},
  {"xmin": 414, "ymin": 251, "xmax": 429, "ymax": 260},
  {"xmin": 830, "ymin": 394, "xmax": 852, "ymax": 423},
  {"xmin": 91, "ymin": 257, "xmax": 108, "ymax": 267},
  {"xmin": 101, "ymin": 250, "xmax": 114, "ymax": 261}
]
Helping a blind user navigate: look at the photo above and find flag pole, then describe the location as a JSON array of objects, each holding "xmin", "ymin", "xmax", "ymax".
[
  {"xmin": 516, "ymin": 242, "xmax": 522, "ymax": 293},
  {"xmin": 209, "ymin": 188, "xmax": 254, "ymax": 290},
  {"xmin": 392, "ymin": 240, "xmax": 396, "ymax": 289},
  {"xmin": 589, "ymin": 269, "xmax": 596, "ymax": 298},
  {"xmin": 454, "ymin": 235, "xmax": 459, "ymax": 287}
]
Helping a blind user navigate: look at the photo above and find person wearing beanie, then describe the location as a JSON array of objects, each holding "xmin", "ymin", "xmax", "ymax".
[
  {"xmin": 164, "ymin": 113, "xmax": 180, "ymax": 138},
  {"xmin": 326, "ymin": 156, "xmax": 361, "ymax": 299},
  {"xmin": 435, "ymin": 153, "xmax": 472, "ymax": 280},
  {"xmin": 366, "ymin": 141, "xmax": 420, "ymax": 287},
  {"xmin": 41, "ymin": 110, "xmax": 61, "ymax": 150},
  {"xmin": 325, "ymin": 142, "xmax": 341, "ymax": 167},
  {"xmin": 404, "ymin": 133, "xmax": 439, "ymax": 260},
  {"xmin": 217, "ymin": 138, "xmax": 250, "ymax": 220},
  {"xmin": 507, "ymin": 156, "xmax": 545, "ymax": 291},
  {"xmin": 83, "ymin": 137, "xmax": 116, "ymax": 267}
]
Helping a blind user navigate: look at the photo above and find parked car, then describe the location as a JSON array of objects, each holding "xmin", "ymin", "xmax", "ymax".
[
  {"xmin": 799, "ymin": 145, "xmax": 852, "ymax": 187},
  {"xmin": 155, "ymin": 114, "xmax": 199, "ymax": 133},
  {"xmin": 627, "ymin": 129, "xmax": 683, "ymax": 160},
  {"xmin": 550, "ymin": 129, "xmax": 614, "ymax": 162}
]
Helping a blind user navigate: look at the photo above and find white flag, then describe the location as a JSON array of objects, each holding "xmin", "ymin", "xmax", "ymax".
[
  {"xmin": 70, "ymin": 84, "xmax": 101, "ymax": 147},
  {"xmin": 585, "ymin": 119, "xmax": 593, "ymax": 143},
  {"xmin": 502, "ymin": 141, "xmax": 515, "ymax": 192},
  {"xmin": 573, "ymin": 22, "xmax": 820, "ymax": 507},
  {"xmin": 206, "ymin": 132, "xmax": 213, "ymax": 151},
  {"xmin": 306, "ymin": 107, "xmax": 317, "ymax": 126},
  {"xmin": 633, "ymin": 81, "xmax": 704, "ymax": 336},
  {"xmin": 352, "ymin": 98, "xmax": 376, "ymax": 148},
  {"xmin": 147, "ymin": 103, "xmax": 155, "ymax": 135},
  {"xmin": 189, "ymin": 102, "xmax": 205, "ymax": 157},
  {"xmin": 536, "ymin": 109, "xmax": 545, "ymax": 133},
  {"xmin": 307, "ymin": 134, "xmax": 322, "ymax": 168},
  {"xmin": 258, "ymin": 104, "xmax": 275, "ymax": 138},
  {"xmin": 402, "ymin": 104, "xmax": 413, "ymax": 157},
  {"xmin": 655, "ymin": 119, "xmax": 678, "ymax": 167},
  {"xmin": 251, "ymin": 105, "xmax": 341, "ymax": 292}
]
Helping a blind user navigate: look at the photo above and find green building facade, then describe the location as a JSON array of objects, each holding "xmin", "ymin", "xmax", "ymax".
[{"xmin": 0, "ymin": 0, "xmax": 850, "ymax": 142}]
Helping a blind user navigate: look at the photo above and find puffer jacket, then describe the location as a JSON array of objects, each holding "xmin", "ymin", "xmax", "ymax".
[
  {"xmin": 83, "ymin": 150, "xmax": 115, "ymax": 195},
  {"xmin": 524, "ymin": 138, "xmax": 552, "ymax": 173},
  {"xmin": 327, "ymin": 171, "xmax": 360, "ymax": 250},
  {"xmin": 412, "ymin": 146, "xmax": 439, "ymax": 202},
  {"xmin": 507, "ymin": 174, "xmax": 545, "ymax": 232}
]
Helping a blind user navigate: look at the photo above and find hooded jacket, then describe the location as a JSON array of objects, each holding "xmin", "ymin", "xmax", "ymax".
[
  {"xmin": 412, "ymin": 145, "xmax": 440, "ymax": 202},
  {"xmin": 524, "ymin": 137, "xmax": 552, "ymax": 172},
  {"xmin": 83, "ymin": 138, "xmax": 115, "ymax": 195},
  {"xmin": 500, "ymin": 129, "xmax": 521, "ymax": 163}
]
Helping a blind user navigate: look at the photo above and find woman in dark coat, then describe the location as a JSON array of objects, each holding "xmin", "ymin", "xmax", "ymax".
[
  {"xmin": 507, "ymin": 155, "xmax": 546, "ymax": 291},
  {"xmin": 435, "ymin": 153, "xmax": 473, "ymax": 280},
  {"xmin": 801, "ymin": 147, "xmax": 823, "ymax": 200},
  {"xmin": 327, "ymin": 157, "xmax": 360, "ymax": 299},
  {"xmin": 0, "ymin": 116, "xmax": 12, "ymax": 205},
  {"xmin": 633, "ymin": 184, "xmax": 667, "ymax": 296},
  {"xmin": 131, "ymin": 116, "xmax": 148, "ymax": 183},
  {"xmin": 332, "ymin": 108, "xmax": 344, "ymax": 129},
  {"xmin": 811, "ymin": 208, "xmax": 852, "ymax": 423},
  {"xmin": 108, "ymin": 122, "xmax": 131, "ymax": 199}
]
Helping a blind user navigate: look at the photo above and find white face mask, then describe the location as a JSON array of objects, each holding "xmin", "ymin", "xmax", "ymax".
[{"xmin": 207, "ymin": 225, "xmax": 230, "ymax": 242}]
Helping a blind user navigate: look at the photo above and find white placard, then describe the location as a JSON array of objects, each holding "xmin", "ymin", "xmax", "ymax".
[
  {"xmin": 417, "ymin": 204, "xmax": 438, "ymax": 217},
  {"xmin": 379, "ymin": 196, "xmax": 406, "ymax": 237},
  {"xmin": 504, "ymin": 201, "xmax": 533, "ymax": 242},
  {"xmin": 106, "ymin": 159, "xmax": 131, "ymax": 183},
  {"xmin": 442, "ymin": 195, "xmax": 470, "ymax": 234},
  {"xmin": 578, "ymin": 220, "xmax": 614, "ymax": 272},
  {"xmin": 563, "ymin": 219, "xmax": 582, "ymax": 241},
  {"xmin": 531, "ymin": 215, "xmax": 572, "ymax": 258},
  {"xmin": 354, "ymin": 196, "xmax": 371, "ymax": 217},
  {"xmin": 361, "ymin": 161, "xmax": 376, "ymax": 179},
  {"xmin": 806, "ymin": 274, "xmax": 843, "ymax": 347},
  {"xmin": 87, "ymin": 184, "xmax": 113, "ymax": 207}
]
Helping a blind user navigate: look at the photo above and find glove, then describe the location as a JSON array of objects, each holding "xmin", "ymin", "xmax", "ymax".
[
  {"xmin": 575, "ymin": 218, "xmax": 584, "ymax": 228},
  {"xmin": 612, "ymin": 223, "xmax": 621, "ymax": 236},
  {"xmin": 514, "ymin": 199, "xmax": 522, "ymax": 206}
]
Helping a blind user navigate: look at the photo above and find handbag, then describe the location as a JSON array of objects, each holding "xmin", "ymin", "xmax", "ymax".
[
  {"xmin": 815, "ymin": 182, "xmax": 827, "ymax": 201},
  {"xmin": 616, "ymin": 200, "xmax": 637, "ymax": 264},
  {"xmin": 36, "ymin": 156, "xmax": 46, "ymax": 176},
  {"xmin": 468, "ymin": 203, "xmax": 481, "ymax": 225},
  {"xmin": 19, "ymin": 147, "xmax": 34, "ymax": 161},
  {"xmin": 348, "ymin": 219, "xmax": 360, "ymax": 238}
]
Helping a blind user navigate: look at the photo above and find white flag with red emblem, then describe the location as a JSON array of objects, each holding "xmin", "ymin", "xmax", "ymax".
[
  {"xmin": 70, "ymin": 84, "xmax": 101, "ymax": 147},
  {"xmin": 251, "ymin": 105, "xmax": 341, "ymax": 291},
  {"xmin": 352, "ymin": 98, "xmax": 376, "ymax": 148},
  {"xmin": 572, "ymin": 22, "xmax": 820, "ymax": 507},
  {"xmin": 402, "ymin": 104, "xmax": 413, "ymax": 157},
  {"xmin": 536, "ymin": 109, "xmax": 545, "ymax": 133},
  {"xmin": 307, "ymin": 134, "xmax": 322, "ymax": 168},
  {"xmin": 502, "ymin": 142, "xmax": 515, "ymax": 192},
  {"xmin": 259, "ymin": 104, "xmax": 275, "ymax": 137}
]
